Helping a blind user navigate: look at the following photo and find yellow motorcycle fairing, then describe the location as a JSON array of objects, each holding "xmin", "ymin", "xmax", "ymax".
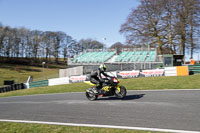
[
  {"xmin": 84, "ymin": 81, "xmax": 121, "ymax": 92},
  {"xmin": 116, "ymin": 85, "xmax": 121, "ymax": 92},
  {"xmin": 102, "ymin": 86, "xmax": 111, "ymax": 92},
  {"xmin": 84, "ymin": 81, "xmax": 95, "ymax": 86},
  {"xmin": 102, "ymin": 85, "xmax": 121, "ymax": 92}
]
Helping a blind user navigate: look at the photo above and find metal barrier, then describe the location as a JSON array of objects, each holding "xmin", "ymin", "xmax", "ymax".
[
  {"xmin": 188, "ymin": 64, "xmax": 200, "ymax": 75},
  {"xmin": 29, "ymin": 80, "xmax": 48, "ymax": 88}
]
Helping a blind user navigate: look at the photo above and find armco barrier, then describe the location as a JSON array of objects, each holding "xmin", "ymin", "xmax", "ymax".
[
  {"xmin": 0, "ymin": 83, "xmax": 25, "ymax": 93},
  {"xmin": 29, "ymin": 80, "xmax": 48, "ymax": 88},
  {"xmin": 188, "ymin": 64, "xmax": 200, "ymax": 74}
]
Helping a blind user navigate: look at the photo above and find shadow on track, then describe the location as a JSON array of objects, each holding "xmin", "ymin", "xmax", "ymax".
[{"xmin": 97, "ymin": 94, "xmax": 145, "ymax": 101}]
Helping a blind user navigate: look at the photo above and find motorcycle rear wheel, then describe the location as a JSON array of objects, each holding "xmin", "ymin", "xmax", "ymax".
[
  {"xmin": 114, "ymin": 85, "xmax": 127, "ymax": 99},
  {"xmin": 85, "ymin": 91, "xmax": 97, "ymax": 101}
]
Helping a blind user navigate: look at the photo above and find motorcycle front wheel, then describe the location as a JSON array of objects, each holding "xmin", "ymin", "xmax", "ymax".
[
  {"xmin": 114, "ymin": 85, "xmax": 127, "ymax": 99},
  {"xmin": 85, "ymin": 91, "xmax": 97, "ymax": 101}
]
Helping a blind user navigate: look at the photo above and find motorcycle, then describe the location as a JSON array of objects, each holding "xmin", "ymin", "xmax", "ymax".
[{"xmin": 84, "ymin": 76, "xmax": 127, "ymax": 101}]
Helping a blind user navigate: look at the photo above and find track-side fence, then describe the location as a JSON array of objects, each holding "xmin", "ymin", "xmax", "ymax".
[{"xmin": 0, "ymin": 66, "xmax": 192, "ymax": 93}]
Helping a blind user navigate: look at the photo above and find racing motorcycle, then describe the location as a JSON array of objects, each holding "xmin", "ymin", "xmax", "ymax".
[{"xmin": 84, "ymin": 76, "xmax": 127, "ymax": 101}]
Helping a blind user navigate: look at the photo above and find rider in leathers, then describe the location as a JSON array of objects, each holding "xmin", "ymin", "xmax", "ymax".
[{"xmin": 90, "ymin": 64, "xmax": 111, "ymax": 93}]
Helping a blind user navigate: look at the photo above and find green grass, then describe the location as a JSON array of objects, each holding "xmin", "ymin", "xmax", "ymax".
[
  {"xmin": 120, "ymin": 74, "xmax": 200, "ymax": 90},
  {"xmin": 1, "ymin": 74, "xmax": 200, "ymax": 98},
  {"xmin": 0, "ymin": 122, "xmax": 162, "ymax": 133},
  {"xmin": 0, "ymin": 82, "xmax": 90, "ymax": 97},
  {"xmin": 0, "ymin": 63, "xmax": 62, "ymax": 86}
]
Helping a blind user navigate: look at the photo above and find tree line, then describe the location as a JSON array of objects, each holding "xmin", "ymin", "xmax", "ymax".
[
  {"xmin": 120, "ymin": 0, "xmax": 200, "ymax": 59},
  {"xmin": 0, "ymin": 23, "xmax": 106, "ymax": 64},
  {"xmin": 0, "ymin": 24, "xmax": 81, "ymax": 63}
]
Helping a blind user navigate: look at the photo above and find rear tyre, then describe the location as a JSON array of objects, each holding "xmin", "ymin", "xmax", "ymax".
[
  {"xmin": 114, "ymin": 85, "xmax": 127, "ymax": 99},
  {"xmin": 85, "ymin": 91, "xmax": 97, "ymax": 101}
]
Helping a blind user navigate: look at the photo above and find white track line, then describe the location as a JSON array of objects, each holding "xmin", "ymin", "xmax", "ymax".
[
  {"xmin": 0, "ymin": 119, "xmax": 199, "ymax": 133},
  {"xmin": 128, "ymin": 89, "xmax": 200, "ymax": 92}
]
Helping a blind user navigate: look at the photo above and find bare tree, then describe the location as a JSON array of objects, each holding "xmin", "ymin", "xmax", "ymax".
[
  {"xmin": 0, "ymin": 23, "xmax": 4, "ymax": 56},
  {"xmin": 110, "ymin": 42, "xmax": 124, "ymax": 49},
  {"xmin": 3, "ymin": 26, "xmax": 12, "ymax": 57},
  {"xmin": 187, "ymin": 0, "xmax": 200, "ymax": 59},
  {"xmin": 120, "ymin": 0, "xmax": 169, "ymax": 54},
  {"xmin": 18, "ymin": 27, "xmax": 29, "ymax": 58},
  {"xmin": 0, "ymin": 23, "xmax": 77, "ymax": 65},
  {"xmin": 41, "ymin": 31, "xmax": 54, "ymax": 61},
  {"xmin": 78, "ymin": 38, "xmax": 104, "ymax": 50},
  {"xmin": 61, "ymin": 35, "xmax": 73, "ymax": 61},
  {"xmin": 174, "ymin": 0, "xmax": 189, "ymax": 57},
  {"xmin": 52, "ymin": 31, "xmax": 66, "ymax": 63},
  {"xmin": 120, "ymin": 0, "xmax": 200, "ymax": 56}
]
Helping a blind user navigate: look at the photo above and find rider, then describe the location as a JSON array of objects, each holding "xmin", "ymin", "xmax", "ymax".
[{"xmin": 90, "ymin": 64, "xmax": 111, "ymax": 93}]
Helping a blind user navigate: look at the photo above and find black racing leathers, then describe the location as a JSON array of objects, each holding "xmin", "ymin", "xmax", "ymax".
[{"xmin": 90, "ymin": 69, "xmax": 110, "ymax": 90}]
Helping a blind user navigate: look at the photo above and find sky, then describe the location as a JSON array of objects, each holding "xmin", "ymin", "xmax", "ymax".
[{"xmin": 0, "ymin": 0, "xmax": 140, "ymax": 47}]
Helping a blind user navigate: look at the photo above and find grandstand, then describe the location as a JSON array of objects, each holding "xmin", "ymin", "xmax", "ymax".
[
  {"xmin": 72, "ymin": 51, "xmax": 115, "ymax": 63},
  {"xmin": 68, "ymin": 48, "xmax": 163, "ymax": 72},
  {"xmin": 114, "ymin": 51, "xmax": 156, "ymax": 63}
]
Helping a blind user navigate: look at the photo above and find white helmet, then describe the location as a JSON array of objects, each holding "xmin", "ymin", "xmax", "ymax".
[{"xmin": 99, "ymin": 64, "xmax": 107, "ymax": 72}]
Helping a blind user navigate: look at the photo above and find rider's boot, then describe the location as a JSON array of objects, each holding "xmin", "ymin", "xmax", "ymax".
[
  {"xmin": 92, "ymin": 86, "xmax": 99, "ymax": 94},
  {"xmin": 92, "ymin": 87, "xmax": 97, "ymax": 94},
  {"xmin": 93, "ymin": 85, "xmax": 101, "ymax": 94}
]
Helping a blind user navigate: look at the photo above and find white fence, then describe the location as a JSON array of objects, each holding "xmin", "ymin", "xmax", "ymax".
[
  {"xmin": 164, "ymin": 67, "xmax": 177, "ymax": 76},
  {"xmin": 48, "ymin": 77, "xmax": 69, "ymax": 86},
  {"xmin": 26, "ymin": 66, "xmax": 188, "ymax": 88}
]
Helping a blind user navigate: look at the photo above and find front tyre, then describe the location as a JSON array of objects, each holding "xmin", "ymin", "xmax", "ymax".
[
  {"xmin": 85, "ymin": 91, "xmax": 97, "ymax": 101},
  {"xmin": 114, "ymin": 85, "xmax": 127, "ymax": 99}
]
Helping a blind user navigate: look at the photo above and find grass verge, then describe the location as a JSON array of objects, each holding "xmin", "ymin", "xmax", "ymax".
[
  {"xmin": 0, "ymin": 63, "xmax": 62, "ymax": 86},
  {"xmin": 120, "ymin": 74, "xmax": 200, "ymax": 90},
  {"xmin": 0, "ymin": 122, "xmax": 162, "ymax": 133},
  {"xmin": 0, "ymin": 74, "xmax": 200, "ymax": 98}
]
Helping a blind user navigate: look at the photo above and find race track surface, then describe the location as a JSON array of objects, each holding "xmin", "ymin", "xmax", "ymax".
[{"xmin": 0, "ymin": 90, "xmax": 200, "ymax": 132}]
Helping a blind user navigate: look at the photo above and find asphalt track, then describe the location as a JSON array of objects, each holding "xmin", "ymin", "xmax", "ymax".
[{"xmin": 0, "ymin": 90, "xmax": 200, "ymax": 132}]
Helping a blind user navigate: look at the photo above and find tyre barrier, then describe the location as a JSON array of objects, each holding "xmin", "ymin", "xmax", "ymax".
[
  {"xmin": 0, "ymin": 83, "xmax": 25, "ymax": 93},
  {"xmin": 4, "ymin": 80, "xmax": 15, "ymax": 85}
]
